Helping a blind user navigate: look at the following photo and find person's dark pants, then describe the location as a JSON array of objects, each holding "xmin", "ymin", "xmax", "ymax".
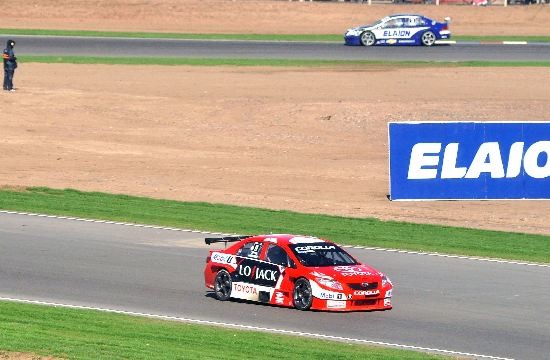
[{"xmin": 3, "ymin": 68, "xmax": 14, "ymax": 90}]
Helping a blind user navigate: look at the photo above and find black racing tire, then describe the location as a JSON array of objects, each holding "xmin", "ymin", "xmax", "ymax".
[
  {"xmin": 421, "ymin": 31, "xmax": 436, "ymax": 46},
  {"xmin": 214, "ymin": 269, "xmax": 232, "ymax": 301},
  {"xmin": 360, "ymin": 31, "xmax": 376, "ymax": 47},
  {"xmin": 293, "ymin": 278, "xmax": 313, "ymax": 311}
]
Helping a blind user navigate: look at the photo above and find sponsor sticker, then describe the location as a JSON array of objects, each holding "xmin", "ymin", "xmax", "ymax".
[
  {"xmin": 383, "ymin": 30, "xmax": 411, "ymax": 37},
  {"xmin": 318, "ymin": 291, "xmax": 345, "ymax": 300},
  {"xmin": 274, "ymin": 291, "xmax": 285, "ymax": 304},
  {"xmin": 211, "ymin": 252, "xmax": 236, "ymax": 268},
  {"xmin": 237, "ymin": 265, "xmax": 278, "ymax": 282},
  {"xmin": 289, "ymin": 236, "xmax": 324, "ymax": 244},
  {"xmin": 294, "ymin": 244, "xmax": 336, "ymax": 254},
  {"xmin": 327, "ymin": 300, "xmax": 347, "ymax": 309},
  {"xmin": 384, "ymin": 298, "xmax": 392, "ymax": 307},
  {"xmin": 333, "ymin": 266, "xmax": 373, "ymax": 277},
  {"xmin": 232, "ymin": 283, "xmax": 258, "ymax": 296},
  {"xmin": 353, "ymin": 290, "xmax": 380, "ymax": 296},
  {"xmin": 311, "ymin": 271, "xmax": 333, "ymax": 280}
]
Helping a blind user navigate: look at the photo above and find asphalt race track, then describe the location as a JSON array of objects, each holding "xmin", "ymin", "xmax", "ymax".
[
  {"xmin": 10, "ymin": 35, "xmax": 550, "ymax": 61},
  {"xmin": 1, "ymin": 212, "xmax": 549, "ymax": 360}
]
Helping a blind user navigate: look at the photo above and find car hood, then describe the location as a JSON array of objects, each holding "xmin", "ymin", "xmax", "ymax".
[
  {"xmin": 309, "ymin": 264, "xmax": 381, "ymax": 283},
  {"xmin": 349, "ymin": 25, "xmax": 374, "ymax": 32}
]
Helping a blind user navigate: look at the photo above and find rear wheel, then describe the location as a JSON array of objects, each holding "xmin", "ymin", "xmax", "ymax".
[
  {"xmin": 214, "ymin": 269, "xmax": 232, "ymax": 301},
  {"xmin": 421, "ymin": 31, "xmax": 436, "ymax": 46},
  {"xmin": 360, "ymin": 31, "xmax": 376, "ymax": 47},
  {"xmin": 293, "ymin": 278, "xmax": 313, "ymax": 310}
]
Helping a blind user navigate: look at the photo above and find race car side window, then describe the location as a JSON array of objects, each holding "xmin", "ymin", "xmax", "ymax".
[
  {"xmin": 236, "ymin": 241, "xmax": 263, "ymax": 259},
  {"xmin": 265, "ymin": 244, "xmax": 293, "ymax": 267},
  {"xmin": 380, "ymin": 20, "xmax": 392, "ymax": 29},
  {"xmin": 403, "ymin": 18, "xmax": 415, "ymax": 28},
  {"xmin": 395, "ymin": 18, "xmax": 407, "ymax": 28},
  {"xmin": 414, "ymin": 17, "xmax": 426, "ymax": 27}
]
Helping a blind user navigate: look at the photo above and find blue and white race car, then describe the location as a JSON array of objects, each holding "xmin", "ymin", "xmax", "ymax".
[{"xmin": 344, "ymin": 14, "xmax": 451, "ymax": 47}]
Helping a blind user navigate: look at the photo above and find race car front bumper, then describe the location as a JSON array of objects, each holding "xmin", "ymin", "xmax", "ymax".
[
  {"xmin": 311, "ymin": 296, "xmax": 392, "ymax": 312},
  {"xmin": 344, "ymin": 35, "xmax": 362, "ymax": 46}
]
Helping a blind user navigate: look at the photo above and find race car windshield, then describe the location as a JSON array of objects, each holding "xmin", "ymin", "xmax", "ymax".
[
  {"xmin": 368, "ymin": 19, "xmax": 383, "ymax": 27},
  {"xmin": 289, "ymin": 243, "xmax": 357, "ymax": 267}
]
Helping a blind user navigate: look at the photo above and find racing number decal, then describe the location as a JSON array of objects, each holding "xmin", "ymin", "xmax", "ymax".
[{"xmin": 248, "ymin": 242, "xmax": 262, "ymax": 259}]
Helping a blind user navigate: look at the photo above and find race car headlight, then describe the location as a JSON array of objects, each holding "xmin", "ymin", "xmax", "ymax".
[
  {"xmin": 345, "ymin": 29, "xmax": 361, "ymax": 36},
  {"xmin": 381, "ymin": 274, "xmax": 392, "ymax": 287},
  {"xmin": 316, "ymin": 277, "xmax": 343, "ymax": 290}
]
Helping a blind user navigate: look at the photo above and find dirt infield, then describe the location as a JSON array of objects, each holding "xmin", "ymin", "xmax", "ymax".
[
  {"xmin": 0, "ymin": 351, "xmax": 59, "ymax": 360},
  {"xmin": 1, "ymin": 1, "xmax": 550, "ymax": 235},
  {"xmin": 2, "ymin": 0, "xmax": 550, "ymax": 36}
]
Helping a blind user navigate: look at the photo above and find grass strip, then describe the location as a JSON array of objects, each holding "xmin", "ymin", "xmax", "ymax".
[
  {"xmin": 1, "ymin": 29, "xmax": 341, "ymax": 42},
  {"xmin": 0, "ymin": 187, "xmax": 548, "ymax": 263},
  {"xmin": 2, "ymin": 28, "xmax": 550, "ymax": 43},
  {"xmin": 19, "ymin": 55, "xmax": 550, "ymax": 67},
  {"xmin": 0, "ymin": 301, "xmax": 445, "ymax": 360}
]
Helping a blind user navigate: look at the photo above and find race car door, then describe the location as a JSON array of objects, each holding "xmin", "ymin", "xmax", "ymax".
[
  {"xmin": 231, "ymin": 241, "xmax": 282, "ymax": 302},
  {"xmin": 262, "ymin": 243, "xmax": 298, "ymax": 307},
  {"xmin": 372, "ymin": 17, "xmax": 413, "ymax": 45}
]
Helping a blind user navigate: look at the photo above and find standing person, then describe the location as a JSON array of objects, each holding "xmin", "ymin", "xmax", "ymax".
[{"xmin": 3, "ymin": 39, "xmax": 17, "ymax": 91}]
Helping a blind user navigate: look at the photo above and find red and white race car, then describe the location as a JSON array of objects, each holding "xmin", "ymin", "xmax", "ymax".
[{"xmin": 204, "ymin": 234, "xmax": 393, "ymax": 311}]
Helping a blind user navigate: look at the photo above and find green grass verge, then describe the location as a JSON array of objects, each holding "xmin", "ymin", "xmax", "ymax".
[
  {"xmin": 0, "ymin": 301, "xmax": 445, "ymax": 360},
  {"xmin": 18, "ymin": 55, "xmax": 550, "ymax": 67},
  {"xmin": 2, "ymin": 28, "xmax": 550, "ymax": 43},
  {"xmin": 0, "ymin": 187, "xmax": 548, "ymax": 263}
]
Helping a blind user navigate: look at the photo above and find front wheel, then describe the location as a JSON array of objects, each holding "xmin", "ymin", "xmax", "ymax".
[
  {"xmin": 293, "ymin": 278, "xmax": 313, "ymax": 310},
  {"xmin": 421, "ymin": 31, "xmax": 436, "ymax": 46},
  {"xmin": 360, "ymin": 31, "xmax": 376, "ymax": 47},
  {"xmin": 214, "ymin": 269, "xmax": 232, "ymax": 301}
]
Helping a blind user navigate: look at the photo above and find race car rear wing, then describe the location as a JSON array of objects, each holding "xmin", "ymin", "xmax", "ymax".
[{"xmin": 205, "ymin": 235, "xmax": 251, "ymax": 245}]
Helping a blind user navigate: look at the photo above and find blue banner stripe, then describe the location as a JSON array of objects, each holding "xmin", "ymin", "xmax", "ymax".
[{"xmin": 388, "ymin": 122, "xmax": 550, "ymax": 200}]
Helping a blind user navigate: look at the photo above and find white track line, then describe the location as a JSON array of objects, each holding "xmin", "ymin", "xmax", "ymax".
[
  {"xmin": 502, "ymin": 41, "xmax": 528, "ymax": 45},
  {"xmin": 1, "ymin": 209, "xmax": 548, "ymax": 269},
  {"xmin": 340, "ymin": 245, "xmax": 550, "ymax": 268},
  {"xmin": 0, "ymin": 297, "xmax": 513, "ymax": 360},
  {"xmin": 0, "ymin": 209, "xmax": 232, "ymax": 235},
  {"xmin": 435, "ymin": 40, "xmax": 456, "ymax": 45}
]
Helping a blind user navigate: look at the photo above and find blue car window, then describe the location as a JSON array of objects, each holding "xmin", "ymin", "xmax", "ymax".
[
  {"xmin": 404, "ymin": 18, "xmax": 416, "ymax": 27},
  {"xmin": 395, "ymin": 18, "xmax": 406, "ymax": 28}
]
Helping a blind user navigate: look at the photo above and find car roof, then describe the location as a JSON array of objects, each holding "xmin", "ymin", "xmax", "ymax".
[
  {"xmin": 247, "ymin": 234, "xmax": 328, "ymax": 246},
  {"xmin": 388, "ymin": 14, "xmax": 426, "ymax": 18}
]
